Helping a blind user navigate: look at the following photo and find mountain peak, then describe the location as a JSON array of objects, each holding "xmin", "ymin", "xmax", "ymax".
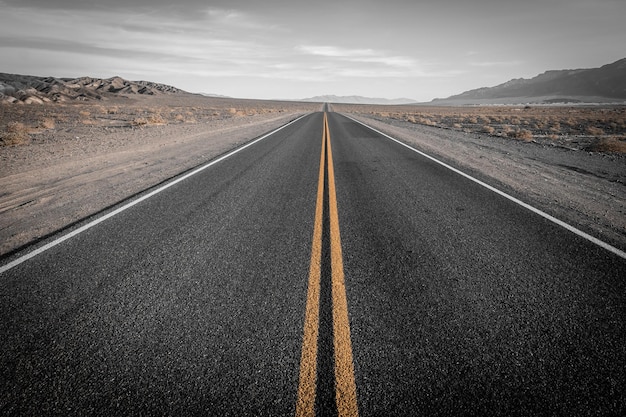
[{"xmin": 432, "ymin": 58, "xmax": 626, "ymax": 105}]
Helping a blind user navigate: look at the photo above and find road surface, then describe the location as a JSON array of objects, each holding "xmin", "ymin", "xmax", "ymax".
[{"xmin": 1, "ymin": 111, "xmax": 625, "ymax": 416}]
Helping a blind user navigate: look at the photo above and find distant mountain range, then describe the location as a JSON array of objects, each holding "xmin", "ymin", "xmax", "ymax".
[
  {"xmin": 5, "ymin": 58, "xmax": 625, "ymax": 107},
  {"xmin": 301, "ymin": 95, "xmax": 416, "ymax": 105},
  {"xmin": 199, "ymin": 93, "xmax": 232, "ymax": 99},
  {"xmin": 431, "ymin": 58, "xmax": 626, "ymax": 105},
  {"xmin": 0, "ymin": 74, "xmax": 185, "ymax": 104}
]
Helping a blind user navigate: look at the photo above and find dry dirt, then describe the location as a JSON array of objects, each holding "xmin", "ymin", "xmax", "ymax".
[{"xmin": 1, "ymin": 98, "xmax": 625, "ymax": 257}]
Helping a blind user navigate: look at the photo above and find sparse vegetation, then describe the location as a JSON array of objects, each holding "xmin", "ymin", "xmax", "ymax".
[
  {"xmin": 586, "ymin": 137, "xmax": 626, "ymax": 153},
  {"xmin": 585, "ymin": 126, "xmax": 605, "ymax": 136},
  {"xmin": 1, "ymin": 121, "xmax": 31, "ymax": 146},
  {"xmin": 336, "ymin": 104, "xmax": 626, "ymax": 153},
  {"xmin": 39, "ymin": 118, "xmax": 55, "ymax": 129},
  {"xmin": 481, "ymin": 125, "xmax": 495, "ymax": 135},
  {"xmin": 0, "ymin": 95, "xmax": 317, "ymax": 148},
  {"xmin": 512, "ymin": 129, "xmax": 534, "ymax": 142}
]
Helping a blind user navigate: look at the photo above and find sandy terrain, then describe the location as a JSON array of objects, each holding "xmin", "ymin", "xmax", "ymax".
[{"xmin": 1, "ymin": 96, "xmax": 625, "ymax": 257}]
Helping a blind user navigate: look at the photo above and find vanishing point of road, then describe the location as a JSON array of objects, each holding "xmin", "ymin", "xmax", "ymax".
[{"xmin": 1, "ymin": 110, "xmax": 625, "ymax": 416}]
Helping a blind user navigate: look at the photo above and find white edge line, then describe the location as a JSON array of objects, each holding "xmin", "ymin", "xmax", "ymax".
[
  {"xmin": 0, "ymin": 114, "xmax": 310, "ymax": 274},
  {"xmin": 342, "ymin": 114, "xmax": 626, "ymax": 260}
]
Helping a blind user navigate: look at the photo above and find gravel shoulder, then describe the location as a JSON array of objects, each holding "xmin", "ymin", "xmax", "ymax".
[{"xmin": 341, "ymin": 112, "xmax": 626, "ymax": 252}]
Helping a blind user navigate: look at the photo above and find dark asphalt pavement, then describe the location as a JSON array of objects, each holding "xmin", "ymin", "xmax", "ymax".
[{"xmin": 1, "ymin": 111, "xmax": 625, "ymax": 416}]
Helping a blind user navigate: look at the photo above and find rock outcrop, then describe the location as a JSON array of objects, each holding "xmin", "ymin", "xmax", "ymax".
[{"xmin": 0, "ymin": 74, "xmax": 185, "ymax": 104}]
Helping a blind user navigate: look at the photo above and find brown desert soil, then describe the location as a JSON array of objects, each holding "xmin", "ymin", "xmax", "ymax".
[{"xmin": 1, "ymin": 97, "xmax": 625, "ymax": 257}]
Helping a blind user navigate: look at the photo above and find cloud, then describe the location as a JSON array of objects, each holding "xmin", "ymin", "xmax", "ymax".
[
  {"xmin": 470, "ymin": 60, "xmax": 524, "ymax": 68},
  {"xmin": 1, "ymin": 35, "xmax": 204, "ymax": 63},
  {"xmin": 297, "ymin": 45, "xmax": 419, "ymax": 70},
  {"xmin": 1, "ymin": 0, "xmax": 210, "ymax": 16},
  {"xmin": 0, "ymin": 3, "xmax": 287, "ymax": 75},
  {"xmin": 297, "ymin": 45, "xmax": 376, "ymax": 58}
]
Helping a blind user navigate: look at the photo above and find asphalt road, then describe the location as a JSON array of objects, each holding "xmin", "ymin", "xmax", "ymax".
[{"xmin": 1, "ymin": 111, "xmax": 625, "ymax": 416}]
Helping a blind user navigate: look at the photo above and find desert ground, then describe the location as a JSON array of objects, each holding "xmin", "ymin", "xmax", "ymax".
[{"xmin": 1, "ymin": 95, "xmax": 625, "ymax": 256}]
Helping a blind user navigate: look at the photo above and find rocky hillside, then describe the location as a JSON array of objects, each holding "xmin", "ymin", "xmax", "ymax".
[
  {"xmin": 0, "ymin": 74, "xmax": 185, "ymax": 104},
  {"xmin": 431, "ymin": 58, "xmax": 626, "ymax": 105}
]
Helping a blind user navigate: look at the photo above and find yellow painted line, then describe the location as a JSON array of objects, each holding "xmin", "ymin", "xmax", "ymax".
[
  {"xmin": 296, "ymin": 112, "xmax": 359, "ymax": 417},
  {"xmin": 325, "ymin": 113, "xmax": 359, "ymax": 417},
  {"xmin": 295, "ymin": 114, "xmax": 326, "ymax": 417}
]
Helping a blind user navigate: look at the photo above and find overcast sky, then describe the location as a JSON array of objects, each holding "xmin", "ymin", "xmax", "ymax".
[{"xmin": 1, "ymin": 0, "xmax": 624, "ymax": 101}]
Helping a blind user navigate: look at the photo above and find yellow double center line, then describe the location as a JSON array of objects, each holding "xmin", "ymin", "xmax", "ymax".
[{"xmin": 296, "ymin": 113, "xmax": 359, "ymax": 417}]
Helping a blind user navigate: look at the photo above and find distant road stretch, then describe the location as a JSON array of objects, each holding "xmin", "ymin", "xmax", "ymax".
[{"xmin": 1, "ymin": 111, "xmax": 625, "ymax": 416}]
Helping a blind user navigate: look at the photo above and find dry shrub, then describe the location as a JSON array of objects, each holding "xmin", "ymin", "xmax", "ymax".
[
  {"xmin": 1, "ymin": 122, "xmax": 31, "ymax": 146},
  {"xmin": 39, "ymin": 118, "xmax": 55, "ymax": 129},
  {"xmin": 131, "ymin": 117, "xmax": 149, "ymax": 126},
  {"xmin": 562, "ymin": 117, "xmax": 576, "ymax": 128},
  {"xmin": 533, "ymin": 121, "xmax": 545, "ymax": 130},
  {"xmin": 411, "ymin": 115, "xmax": 436, "ymax": 126},
  {"xmin": 131, "ymin": 114, "xmax": 166, "ymax": 126},
  {"xmin": 585, "ymin": 126, "xmax": 605, "ymax": 136},
  {"xmin": 481, "ymin": 125, "xmax": 495, "ymax": 134},
  {"xmin": 587, "ymin": 137, "xmax": 626, "ymax": 153},
  {"xmin": 513, "ymin": 129, "xmax": 533, "ymax": 141},
  {"xmin": 501, "ymin": 125, "xmax": 515, "ymax": 136},
  {"xmin": 147, "ymin": 114, "xmax": 166, "ymax": 124}
]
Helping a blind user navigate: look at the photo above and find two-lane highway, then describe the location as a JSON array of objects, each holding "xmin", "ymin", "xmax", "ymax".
[{"xmin": 1, "ymin": 111, "xmax": 625, "ymax": 416}]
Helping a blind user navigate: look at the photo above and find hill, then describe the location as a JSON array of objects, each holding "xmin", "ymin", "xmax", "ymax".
[
  {"xmin": 302, "ymin": 95, "xmax": 416, "ymax": 105},
  {"xmin": 0, "ymin": 74, "xmax": 185, "ymax": 104},
  {"xmin": 431, "ymin": 58, "xmax": 626, "ymax": 105}
]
